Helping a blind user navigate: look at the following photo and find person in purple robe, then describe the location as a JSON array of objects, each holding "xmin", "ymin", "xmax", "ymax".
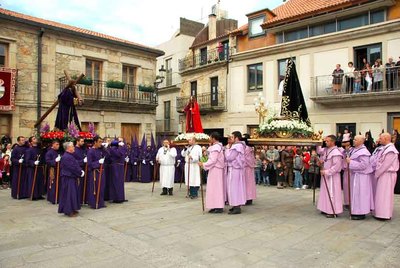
[
  {"xmin": 318, "ymin": 135, "xmax": 344, "ymax": 218},
  {"xmin": 130, "ymin": 146, "xmax": 140, "ymax": 182},
  {"xmin": 225, "ymin": 131, "xmax": 247, "ymax": 215},
  {"xmin": 345, "ymin": 135, "xmax": 374, "ymax": 220},
  {"xmin": 102, "ymin": 138, "xmax": 112, "ymax": 201},
  {"xmin": 55, "ymin": 85, "xmax": 81, "ymax": 131},
  {"xmin": 140, "ymin": 146, "xmax": 154, "ymax": 183},
  {"xmin": 26, "ymin": 136, "xmax": 45, "ymax": 200},
  {"xmin": 10, "ymin": 136, "xmax": 28, "ymax": 199},
  {"xmin": 174, "ymin": 147, "xmax": 185, "ymax": 183},
  {"xmin": 108, "ymin": 140, "xmax": 127, "ymax": 203},
  {"xmin": 87, "ymin": 136, "xmax": 106, "ymax": 209},
  {"xmin": 58, "ymin": 142, "xmax": 84, "ymax": 217},
  {"xmin": 45, "ymin": 141, "xmax": 62, "ymax": 204},
  {"xmin": 373, "ymin": 132, "xmax": 399, "ymax": 220},
  {"xmin": 73, "ymin": 137, "xmax": 87, "ymax": 204}
]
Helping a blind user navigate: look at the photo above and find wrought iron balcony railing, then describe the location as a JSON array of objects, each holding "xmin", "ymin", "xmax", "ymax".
[
  {"xmin": 310, "ymin": 66, "xmax": 400, "ymax": 106},
  {"xmin": 178, "ymin": 47, "xmax": 233, "ymax": 72},
  {"xmin": 59, "ymin": 77, "xmax": 157, "ymax": 105},
  {"xmin": 176, "ymin": 91, "xmax": 226, "ymax": 113}
]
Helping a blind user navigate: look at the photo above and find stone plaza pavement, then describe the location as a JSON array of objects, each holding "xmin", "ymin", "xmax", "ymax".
[{"xmin": 0, "ymin": 183, "xmax": 399, "ymax": 268}]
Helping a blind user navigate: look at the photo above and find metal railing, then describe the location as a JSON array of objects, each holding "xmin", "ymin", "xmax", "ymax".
[
  {"xmin": 158, "ymin": 70, "xmax": 181, "ymax": 89},
  {"xmin": 59, "ymin": 77, "xmax": 157, "ymax": 105},
  {"xmin": 178, "ymin": 47, "xmax": 233, "ymax": 72},
  {"xmin": 311, "ymin": 66, "xmax": 400, "ymax": 98},
  {"xmin": 176, "ymin": 91, "xmax": 226, "ymax": 112}
]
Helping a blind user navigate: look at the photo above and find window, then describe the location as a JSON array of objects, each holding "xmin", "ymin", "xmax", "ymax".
[
  {"xmin": 190, "ymin": 81, "xmax": 197, "ymax": 98},
  {"xmin": 85, "ymin": 59, "xmax": 102, "ymax": 81},
  {"xmin": 336, "ymin": 123, "xmax": 356, "ymax": 138},
  {"xmin": 285, "ymin": 28, "xmax": 308, "ymax": 42},
  {"xmin": 338, "ymin": 14, "xmax": 368, "ymax": 31},
  {"xmin": 354, "ymin": 43, "xmax": 381, "ymax": 69},
  {"xmin": 249, "ymin": 16, "xmax": 266, "ymax": 37},
  {"xmin": 165, "ymin": 58, "xmax": 172, "ymax": 86},
  {"xmin": 248, "ymin": 63, "xmax": 263, "ymax": 91},
  {"xmin": 164, "ymin": 101, "xmax": 171, "ymax": 132},
  {"xmin": 0, "ymin": 43, "xmax": 7, "ymax": 67},
  {"xmin": 122, "ymin": 65, "xmax": 136, "ymax": 85},
  {"xmin": 200, "ymin": 47, "xmax": 207, "ymax": 65},
  {"xmin": 371, "ymin": 10, "xmax": 385, "ymax": 24},
  {"xmin": 278, "ymin": 58, "xmax": 296, "ymax": 85},
  {"xmin": 276, "ymin": 33, "xmax": 284, "ymax": 44},
  {"xmin": 310, "ymin": 21, "xmax": 336, "ymax": 37}
]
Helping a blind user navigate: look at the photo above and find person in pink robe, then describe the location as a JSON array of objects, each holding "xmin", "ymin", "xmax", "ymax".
[
  {"xmin": 244, "ymin": 144, "xmax": 257, "ymax": 205},
  {"xmin": 225, "ymin": 131, "xmax": 246, "ymax": 215},
  {"xmin": 199, "ymin": 132, "xmax": 225, "ymax": 213},
  {"xmin": 345, "ymin": 135, "xmax": 374, "ymax": 220},
  {"xmin": 318, "ymin": 135, "xmax": 344, "ymax": 218},
  {"xmin": 370, "ymin": 134, "xmax": 383, "ymax": 198},
  {"xmin": 373, "ymin": 132, "xmax": 399, "ymax": 220}
]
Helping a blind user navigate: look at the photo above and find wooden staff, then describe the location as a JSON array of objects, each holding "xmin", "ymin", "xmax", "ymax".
[
  {"xmin": 347, "ymin": 162, "xmax": 352, "ymax": 219},
  {"xmin": 186, "ymin": 157, "xmax": 191, "ymax": 198},
  {"xmin": 55, "ymin": 159, "xmax": 60, "ymax": 204},
  {"xmin": 151, "ymin": 162, "xmax": 158, "ymax": 194},
  {"xmin": 200, "ymin": 166, "xmax": 205, "ymax": 213},
  {"xmin": 16, "ymin": 155, "xmax": 24, "ymax": 199},
  {"xmin": 30, "ymin": 155, "xmax": 41, "ymax": 200},
  {"xmin": 124, "ymin": 157, "xmax": 129, "ymax": 182},
  {"xmin": 138, "ymin": 162, "xmax": 142, "ymax": 182},
  {"xmin": 322, "ymin": 174, "xmax": 336, "ymax": 218},
  {"xmin": 312, "ymin": 173, "xmax": 316, "ymax": 205},
  {"xmin": 179, "ymin": 161, "xmax": 184, "ymax": 189},
  {"xmin": 82, "ymin": 162, "xmax": 88, "ymax": 205},
  {"xmin": 96, "ymin": 162, "xmax": 104, "ymax": 209}
]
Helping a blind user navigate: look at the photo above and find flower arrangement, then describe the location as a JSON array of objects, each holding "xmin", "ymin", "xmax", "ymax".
[
  {"xmin": 88, "ymin": 122, "xmax": 96, "ymax": 136},
  {"xmin": 259, "ymin": 118, "xmax": 314, "ymax": 139},
  {"xmin": 174, "ymin": 133, "xmax": 210, "ymax": 142},
  {"xmin": 40, "ymin": 122, "xmax": 95, "ymax": 144}
]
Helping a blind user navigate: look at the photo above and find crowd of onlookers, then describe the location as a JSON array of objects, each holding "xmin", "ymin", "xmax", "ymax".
[
  {"xmin": 0, "ymin": 135, "xmax": 12, "ymax": 189},
  {"xmin": 254, "ymin": 129, "xmax": 400, "ymax": 194},
  {"xmin": 331, "ymin": 57, "xmax": 400, "ymax": 94}
]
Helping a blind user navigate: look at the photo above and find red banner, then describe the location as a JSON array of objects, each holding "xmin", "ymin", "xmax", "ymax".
[{"xmin": 0, "ymin": 67, "xmax": 17, "ymax": 111}]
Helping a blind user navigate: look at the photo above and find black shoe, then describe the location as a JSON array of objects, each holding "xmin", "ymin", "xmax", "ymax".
[
  {"xmin": 160, "ymin": 187, "xmax": 168, "ymax": 195},
  {"xmin": 208, "ymin": 209, "xmax": 216, "ymax": 213},
  {"xmin": 343, "ymin": 205, "xmax": 349, "ymax": 211},
  {"xmin": 229, "ymin": 207, "xmax": 234, "ymax": 212},
  {"xmin": 245, "ymin": 200, "xmax": 253, "ymax": 206},
  {"xmin": 325, "ymin": 214, "xmax": 335, "ymax": 218},
  {"xmin": 351, "ymin": 214, "xmax": 365, "ymax": 220},
  {"xmin": 373, "ymin": 216, "xmax": 390, "ymax": 221},
  {"xmin": 168, "ymin": 188, "xmax": 173, "ymax": 196},
  {"xmin": 214, "ymin": 208, "xmax": 223, "ymax": 213},
  {"xmin": 228, "ymin": 207, "xmax": 241, "ymax": 215}
]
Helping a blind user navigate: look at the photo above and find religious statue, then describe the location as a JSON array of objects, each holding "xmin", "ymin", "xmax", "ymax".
[{"xmin": 183, "ymin": 96, "xmax": 203, "ymax": 133}]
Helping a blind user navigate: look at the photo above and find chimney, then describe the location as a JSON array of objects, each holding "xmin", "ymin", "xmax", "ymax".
[{"xmin": 208, "ymin": 14, "xmax": 217, "ymax": 40}]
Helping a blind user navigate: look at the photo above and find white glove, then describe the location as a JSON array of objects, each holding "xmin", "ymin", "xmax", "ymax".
[
  {"xmin": 34, "ymin": 160, "xmax": 40, "ymax": 166},
  {"xmin": 125, "ymin": 156, "xmax": 129, "ymax": 163},
  {"xmin": 142, "ymin": 160, "xmax": 146, "ymax": 164},
  {"xmin": 55, "ymin": 155, "xmax": 61, "ymax": 162},
  {"xmin": 134, "ymin": 162, "xmax": 137, "ymax": 166},
  {"xmin": 81, "ymin": 170, "xmax": 85, "ymax": 177},
  {"xmin": 150, "ymin": 161, "xmax": 154, "ymax": 166},
  {"xmin": 177, "ymin": 160, "xmax": 181, "ymax": 163},
  {"xmin": 99, "ymin": 158, "xmax": 105, "ymax": 164},
  {"xmin": 102, "ymin": 143, "xmax": 109, "ymax": 148},
  {"xmin": 119, "ymin": 142, "xmax": 124, "ymax": 147},
  {"xmin": 83, "ymin": 157, "xmax": 87, "ymax": 163},
  {"xmin": 18, "ymin": 158, "xmax": 24, "ymax": 164}
]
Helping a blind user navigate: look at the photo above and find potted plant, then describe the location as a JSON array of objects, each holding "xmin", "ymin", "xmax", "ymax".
[
  {"xmin": 138, "ymin": 85, "xmax": 155, "ymax": 93},
  {"xmin": 106, "ymin": 80, "xmax": 126, "ymax": 89},
  {"xmin": 72, "ymin": 75, "xmax": 93, "ymax": 85}
]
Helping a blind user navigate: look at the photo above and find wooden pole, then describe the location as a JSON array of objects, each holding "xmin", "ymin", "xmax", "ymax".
[
  {"xmin": 347, "ymin": 163, "xmax": 352, "ymax": 219},
  {"xmin": 322, "ymin": 174, "xmax": 336, "ymax": 217},
  {"xmin": 200, "ymin": 168, "xmax": 205, "ymax": 213},
  {"xmin": 312, "ymin": 173, "xmax": 316, "ymax": 205},
  {"xmin": 55, "ymin": 160, "xmax": 60, "ymax": 204},
  {"xmin": 30, "ymin": 155, "xmax": 41, "ymax": 200},
  {"xmin": 151, "ymin": 163, "xmax": 158, "ymax": 194},
  {"xmin": 16, "ymin": 160, "xmax": 23, "ymax": 199},
  {"xmin": 96, "ymin": 163, "xmax": 104, "ymax": 209},
  {"xmin": 186, "ymin": 157, "xmax": 191, "ymax": 198},
  {"xmin": 82, "ymin": 162, "xmax": 88, "ymax": 205}
]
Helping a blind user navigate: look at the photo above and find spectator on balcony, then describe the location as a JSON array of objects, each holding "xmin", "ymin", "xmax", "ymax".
[
  {"xmin": 217, "ymin": 42, "xmax": 224, "ymax": 60},
  {"xmin": 361, "ymin": 58, "xmax": 368, "ymax": 91},
  {"xmin": 345, "ymin": 62, "xmax": 355, "ymax": 93},
  {"xmin": 354, "ymin": 69, "xmax": 362, "ymax": 94},
  {"xmin": 363, "ymin": 63, "xmax": 373, "ymax": 92},
  {"xmin": 332, "ymin": 64, "xmax": 344, "ymax": 94},
  {"xmin": 385, "ymin": 57, "xmax": 397, "ymax": 90},
  {"xmin": 184, "ymin": 96, "xmax": 203, "ymax": 133},
  {"xmin": 373, "ymin": 59, "xmax": 384, "ymax": 92}
]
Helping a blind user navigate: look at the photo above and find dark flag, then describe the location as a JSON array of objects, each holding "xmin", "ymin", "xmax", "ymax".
[{"xmin": 280, "ymin": 59, "xmax": 311, "ymax": 126}]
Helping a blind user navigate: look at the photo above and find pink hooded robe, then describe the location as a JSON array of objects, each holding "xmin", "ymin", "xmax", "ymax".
[{"xmin": 203, "ymin": 143, "xmax": 225, "ymax": 209}]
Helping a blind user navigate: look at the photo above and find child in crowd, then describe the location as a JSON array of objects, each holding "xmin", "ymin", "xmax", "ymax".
[
  {"xmin": 276, "ymin": 162, "xmax": 285, "ymax": 189},
  {"xmin": 254, "ymin": 154, "xmax": 262, "ymax": 185},
  {"xmin": 261, "ymin": 159, "xmax": 274, "ymax": 186},
  {"xmin": 354, "ymin": 70, "xmax": 361, "ymax": 93},
  {"xmin": 293, "ymin": 150, "xmax": 304, "ymax": 190}
]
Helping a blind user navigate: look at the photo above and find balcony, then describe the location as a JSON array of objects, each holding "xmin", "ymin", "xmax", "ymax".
[
  {"xmin": 178, "ymin": 47, "xmax": 233, "ymax": 73},
  {"xmin": 157, "ymin": 70, "xmax": 181, "ymax": 91},
  {"xmin": 310, "ymin": 67, "xmax": 400, "ymax": 107},
  {"xmin": 176, "ymin": 91, "xmax": 226, "ymax": 113},
  {"xmin": 59, "ymin": 78, "xmax": 157, "ymax": 113}
]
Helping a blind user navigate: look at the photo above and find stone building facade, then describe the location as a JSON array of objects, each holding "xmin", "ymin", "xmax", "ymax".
[{"xmin": 0, "ymin": 8, "xmax": 164, "ymax": 142}]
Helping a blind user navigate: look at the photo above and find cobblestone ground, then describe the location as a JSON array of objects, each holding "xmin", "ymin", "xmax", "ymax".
[{"xmin": 0, "ymin": 182, "xmax": 399, "ymax": 268}]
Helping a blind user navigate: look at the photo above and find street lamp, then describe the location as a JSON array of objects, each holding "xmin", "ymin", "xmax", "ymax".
[{"xmin": 154, "ymin": 65, "xmax": 166, "ymax": 89}]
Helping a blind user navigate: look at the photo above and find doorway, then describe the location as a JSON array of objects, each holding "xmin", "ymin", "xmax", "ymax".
[
  {"xmin": 121, "ymin": 123, "xmax": 140, "ymax": 142},
  {"xmin": 210, "ymin": 77, "xmax": 218, "ymax": 107},
  {"xmin": 388, "ymin": 113, "xmax": 400, "ymax": 133},
  {"xmin": 0, "ymin": 114, "xmax": 11, "ymax": 138},
  {"xmin": 354, "ymin": 43, "xmax": 381, "ymax": 69}
]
